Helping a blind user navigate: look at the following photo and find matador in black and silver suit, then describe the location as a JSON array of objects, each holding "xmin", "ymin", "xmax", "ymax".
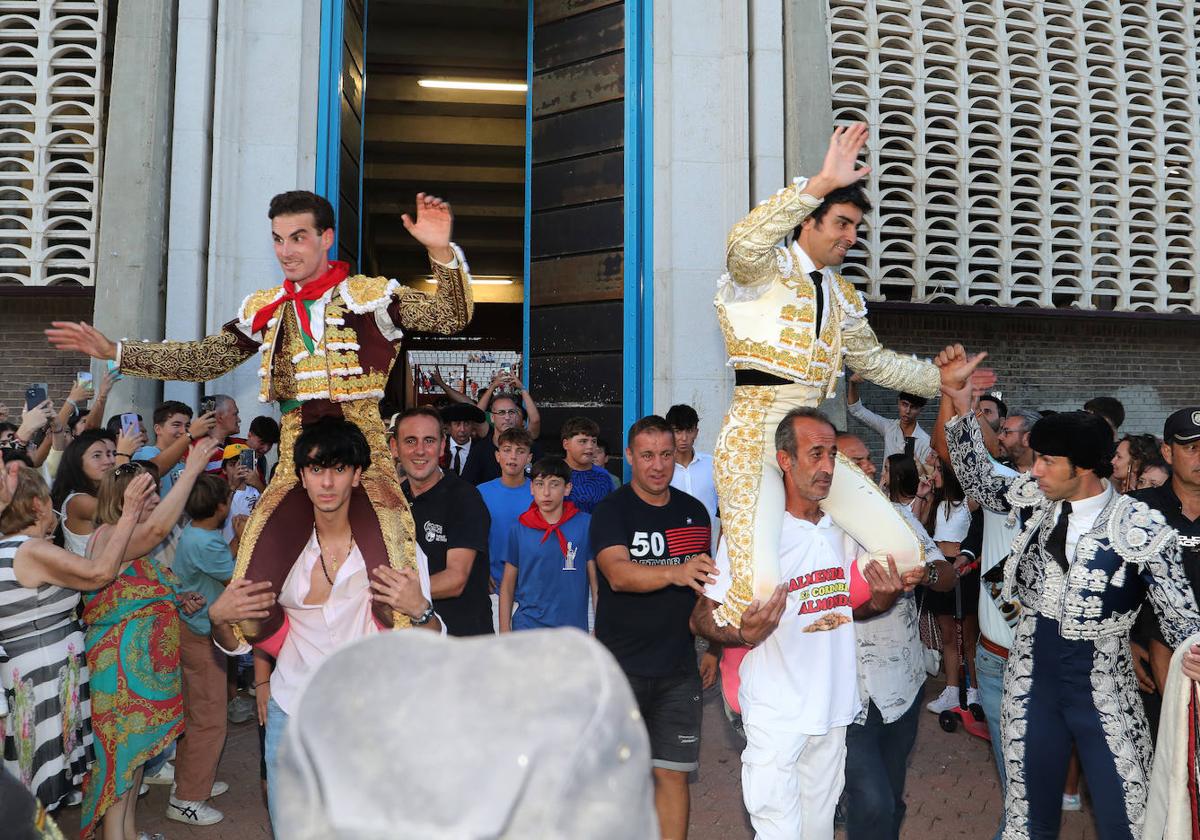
[{"xmin": 946, "ymin": 408, "xmax": 1200, "ymax": 840}]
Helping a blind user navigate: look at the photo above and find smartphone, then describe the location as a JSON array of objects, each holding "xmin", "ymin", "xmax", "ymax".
[
  {"xmin": 105, "ymin": 359, "xmax": 123, "ymax": 381},
  {"xmin": 24, "ymin": 384, "xmax": 47, "ymax": 411},
  {"xmin": 238, "ymin": 449, "xmax": 258, "ymax": 472},
  {"xmin": 77, "ymin": 372, "xmax": 93, "ymax": 392},
  {"xmin": 199, "ymin": 396, "xmax": 217, "ymax": 416},
  {"xmin": 120, "ymin": 412, "xmax": 140, "ymax": 437}
]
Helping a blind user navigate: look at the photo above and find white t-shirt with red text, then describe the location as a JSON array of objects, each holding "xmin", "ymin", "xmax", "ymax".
[{"xmin": 708, "ymin": 512, "xmax": 861, "ymax": 735}]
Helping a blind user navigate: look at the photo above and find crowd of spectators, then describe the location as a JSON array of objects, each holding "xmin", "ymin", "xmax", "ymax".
[{"xmin": 2, "ymin": 365, "xmax": 1197, "ymax": 840}]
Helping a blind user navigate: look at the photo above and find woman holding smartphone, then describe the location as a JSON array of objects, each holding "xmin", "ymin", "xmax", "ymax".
[{"xmin": 49, "ymin": 428, "xmax": 139, "ymax": 555}]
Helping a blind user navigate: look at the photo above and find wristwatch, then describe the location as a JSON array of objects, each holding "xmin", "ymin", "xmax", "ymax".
[
  {"xmin": 411, "ymin": 603, "xmax": 435, "ymax": 626},
  {"xmin": 925, "ymin": 561, "xmax": 940, "ymax": 587}
]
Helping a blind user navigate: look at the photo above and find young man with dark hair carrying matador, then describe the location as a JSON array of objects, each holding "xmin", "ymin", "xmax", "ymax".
[{"xmin": 46, "ymin": 191, "xmax": 472, "ymax": 644}]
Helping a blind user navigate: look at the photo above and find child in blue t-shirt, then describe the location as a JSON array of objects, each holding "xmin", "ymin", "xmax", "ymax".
[
  {"xmin": 477, "ymin": 427, "xmax": 535, "ymax": 590},
  {"xmin": 171, "ymin": 473, "xmax": 242, "ymax": 816},
  {"xmin": 499, "ymin": 457, "xmax": 595, "ymax": 632}
]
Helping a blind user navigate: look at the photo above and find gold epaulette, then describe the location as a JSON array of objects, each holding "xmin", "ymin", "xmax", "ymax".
[
  {"xmin": 238, "ymin": 286, "xmax": 286, "ymax": 329},
  {"xmin": 832, "ymin": 274, "xmax": 868, "ymax": 318},
  {"xmin": 338, "ymin": 274, "xmax": 399, "ymax": 314}
]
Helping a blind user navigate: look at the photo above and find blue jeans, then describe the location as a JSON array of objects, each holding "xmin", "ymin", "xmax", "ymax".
[
  {"xmin": 263, "ymin": 697, "xmax": 289, "ymax": 832},
  {"xmin": 843, "ymin": 686, "xmax": 924, "ymax": 840},
  {"xmin": 975, "ymin": 644, "xmax": 1007, "ymax": 840}
]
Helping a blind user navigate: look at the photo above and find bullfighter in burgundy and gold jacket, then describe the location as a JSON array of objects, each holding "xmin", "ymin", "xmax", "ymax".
[{"xmin": 49, "ymin": 193, "xmax": 473, "ymax": 645}]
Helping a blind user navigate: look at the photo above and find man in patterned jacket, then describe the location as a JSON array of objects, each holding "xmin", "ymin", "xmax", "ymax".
[
  {"xmin": 46, "ymin": 191, "xmax": 472, "ymax": 642},
  {"xmin": 938, "ymin": 343, "xmax": 1200, "ymax": 840},
  {"xmin": 713, "ymin": 123, "xmax": 943, "ymax": 626}
]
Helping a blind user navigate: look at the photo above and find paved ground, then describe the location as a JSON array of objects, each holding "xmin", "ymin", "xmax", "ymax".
[{"xmin": 54, "ymin": 678, "xmax": 1099, "ymax": 839}]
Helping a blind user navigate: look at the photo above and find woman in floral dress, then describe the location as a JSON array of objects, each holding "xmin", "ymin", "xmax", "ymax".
[
  {"xmin": 0, "ymin": 466, "xmax": 148, "ymax": 810},
  {"xmin": 79, "ymin": 439, "xmax": 217, "ymax": 840}
]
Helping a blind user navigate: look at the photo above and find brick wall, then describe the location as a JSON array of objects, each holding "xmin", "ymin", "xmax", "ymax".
[
  {"xmin": 847, "ymin": 306, "xmax": 1200, "ymax": 459},
  {"xmin": 0, "ymin": 293, "xmax": 94, "ymax": 422}
]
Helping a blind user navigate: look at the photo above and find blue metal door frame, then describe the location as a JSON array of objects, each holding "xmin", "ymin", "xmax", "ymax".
[
  {"xmin": 622, "ymin": 0, "xmax": 654, "ymax": 446},
  {"xmin": 318, "ymin": 0, "xmax": 654, "ymax": 439},
  {"xmin": 315, "ymin": 0, "xmax": 368, "ymax": 263}
]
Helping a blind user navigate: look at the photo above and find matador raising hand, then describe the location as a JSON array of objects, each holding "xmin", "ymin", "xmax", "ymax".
[
  {"xmin": 47, "ymin": 191, "xmax": 473, "ymax": 643},
  {"xmin": 712, "ymin": 125, "xmax": 941, "ymax": 626}
]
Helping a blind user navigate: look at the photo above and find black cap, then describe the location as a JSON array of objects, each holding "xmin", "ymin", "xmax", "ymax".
[
  {"xmin": 1164, "ymin": 407, "xmax": 1200, "ymax": 444},
  {"xmin": 1028, "ymin": 411, "xmax": 1115, "ymax": 474},
  {"xmin": 440, "ymin": 403, "xmax": 487, "ymax": 424}
]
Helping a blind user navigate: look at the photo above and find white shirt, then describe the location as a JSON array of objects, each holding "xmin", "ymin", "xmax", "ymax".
[
  {"xmin": 223, "ymin": 486, "xmax": 261, "ymax": 543},
  {"xmin": 1061, "ymin": 482, "xmax": 1113, "ymax": 563},
  {"xmin": 218, "ymin": 530, "xmax": 440, "ymax": 715},
  {"xmin": 449, "ymin": 439, "xmax": 472, "ymax": 474},
  {"xmin": 669, "ymin": 451, "xmax": 718, "ymax": 538},
  {"xmin": 968, "ymin": 459, "xmax": 1021, "ymax": 649},
  {"xmin": 846, "ymin": 400, "xmax": 932, "ymax": 462},
  {"xmin": 932, "ymin": 500, "xmax": 972, "ymax": 544},
  {"xmin": 855, "ymin": 504, "xmax": 944, "ymax": 724},
  {"xmin": 707, "ymin": 513, "xmax": 861, "ymax": 735}
]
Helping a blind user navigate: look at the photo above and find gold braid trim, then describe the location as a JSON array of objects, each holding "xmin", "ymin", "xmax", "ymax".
[
  {"xmin": 342, "ymin": 399, "xmax": 415, "ymax": 630},
  {"xmin": 229, "ymin": 410, "xmax": 302, "ymax": 645},
  {"xmin": 841, "ymin": 317, "xmax": 940, "ymax": 399},
  {"xmin": 711, "ymin": 386, "xmax": 776, "ymax": 628},
  {"xmin": 394, "ymin": 244, "xmax": 474, "ymax": 334},
  {"xmin": 725, "ymin": 180, "xmax": 823, "ymax": 287},
  {"xmin": 119, "ymin": 331, "xmax": 254, "ymax": 382}
]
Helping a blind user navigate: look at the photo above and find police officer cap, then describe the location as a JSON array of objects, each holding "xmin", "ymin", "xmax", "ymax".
[
  {"xmin": 1163, "ymin": 406, "xmax": 1200, "ymax": 444},
  {"xmin": 1028, "ymin": 410, "xmax": 1115, "ymax": 473}
]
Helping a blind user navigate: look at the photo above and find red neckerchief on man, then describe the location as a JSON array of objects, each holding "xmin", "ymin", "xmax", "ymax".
[
  {"xmin": 250, "ymin": 260, "xmax": 350, "ymax": 342},
  {"xmin": 518, "ymin": 500, "xmax": 580, "ymax": 557}
]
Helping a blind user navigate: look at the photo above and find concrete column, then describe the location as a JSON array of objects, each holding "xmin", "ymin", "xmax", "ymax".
[
  {"xmin": 163, "ymin": 0, "xmax": 218, "ymax": 410},
  {"xmin": 782, "ymin": 0, "xmax": 844, "ymax": 427},
  {"xmin": 92, "ymin": 0, "xmax": 177, "ymax": 419},
  {"xmin": 201, "ymin": 0, "xmax": 321, "ymax": 423},
  {"xmin": 749, "ymin": 0, "xmax": 785, "ymax": 202},
  {"xmin": 783, "ymin": 0, "xmax": 834, "ymax": 180},
  {"xmin": 652, "ymin": 0, "xmax": 750, "ymax": 453}
]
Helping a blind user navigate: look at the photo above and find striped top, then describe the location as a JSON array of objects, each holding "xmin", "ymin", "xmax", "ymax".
[{"xmin": 0, "ymin": 535, "xmax": 82, "ymax": 645}]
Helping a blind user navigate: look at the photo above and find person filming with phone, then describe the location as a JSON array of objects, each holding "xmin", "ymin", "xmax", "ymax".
[{"xmin": 221, "ymin": 444, "xmax": 262, "ymax": 544}]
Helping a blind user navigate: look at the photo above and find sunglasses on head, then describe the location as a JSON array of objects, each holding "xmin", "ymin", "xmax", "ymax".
[{"xmin": 113, "ymin": 462, "xmax": 145, "ymax": 479}]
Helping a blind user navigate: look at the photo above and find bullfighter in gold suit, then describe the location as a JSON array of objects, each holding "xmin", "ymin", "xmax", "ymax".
[
  {"xmin": 713, "ymin": 124, "xmax": 940, "ymax": 627},
  {"xmin": 47, "ymin": 191, "xmax": 472, "ymax": 643}
]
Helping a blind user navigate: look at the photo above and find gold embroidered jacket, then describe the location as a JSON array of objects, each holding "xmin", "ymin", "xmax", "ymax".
[
  {"xmin": 118, "ymin": 246, "xmax": 473, "ymax": 408},
  {"xmin": 717, "ymin": 179, "xmax": 939, "ymax": 399}
]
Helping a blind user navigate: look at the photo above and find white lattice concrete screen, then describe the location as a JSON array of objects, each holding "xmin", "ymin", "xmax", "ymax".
[
  {"xmin": 0, "ymin": 0, "xmax": 106, "ymax": 286},
  {"xmin": 826, "ymin": 0, "xmax": 1200, "ymax": 314}
]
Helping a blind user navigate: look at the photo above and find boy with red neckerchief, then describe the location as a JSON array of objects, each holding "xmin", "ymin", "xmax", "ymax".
[{"xmin": 498, "ymin": 457, "xmax": 596, "ymax": 632}]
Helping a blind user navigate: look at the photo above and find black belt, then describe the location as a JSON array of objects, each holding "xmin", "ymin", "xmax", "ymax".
[{"xmin": 734, "ymin": 370, "xmax": 792, "ymax": 387}]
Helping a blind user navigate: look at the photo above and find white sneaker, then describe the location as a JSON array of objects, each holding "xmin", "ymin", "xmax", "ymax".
[
  {"xmin": 966, "ymin": 687, "xmax": 980, "ymax": 707},
  {"xmin": 926, "ymin": 686, "xmax": 960, "ymax": 714},
  {"xmin": 143, "ymin": 761, "xmax": 175, "ymax": 786},
  {"xmin": 138, "ymin": 783, "xmax": 149, "ymax": 797},
  {"xmin": 173, "ymin": 780, "xmax": 229, "ymax": 798},
  {"xmin": 227, "ymin": 695, "xmax": 256, "ymax": 724},
  {"xmin": 166, "ymin": 796, "xmax": 224, "ymax": 825}
]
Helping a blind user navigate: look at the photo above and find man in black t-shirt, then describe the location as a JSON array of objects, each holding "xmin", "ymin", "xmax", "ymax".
[
  {"xmin": 1131, "ymin": 406, "xmax": 1200, "ymax": 693},
  {"xmin": 391, "ymin": 406, "xmax": 493, "ymax": 636},
  {"xmin": 590, "ymin": 415, "xmax": 715, "ymax": 840}
]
